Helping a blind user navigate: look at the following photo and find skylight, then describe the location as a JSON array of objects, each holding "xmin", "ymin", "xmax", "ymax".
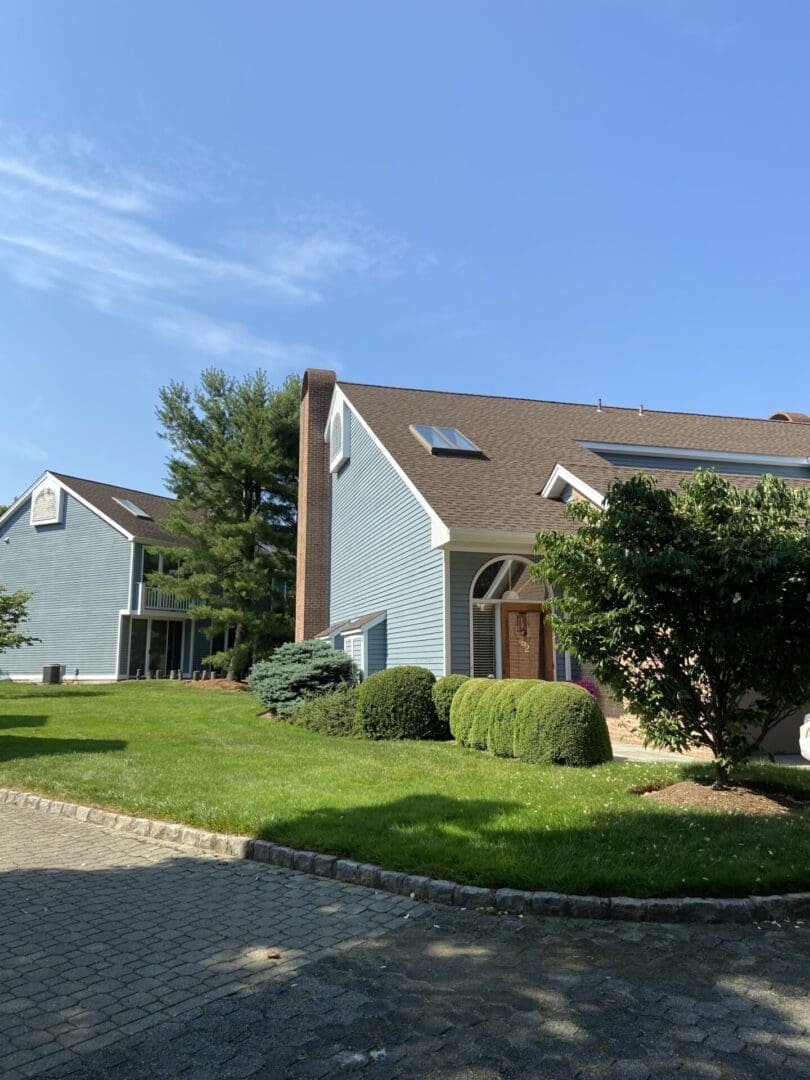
[
  {"xmin": 410, "ymin": 424, "xmax": 483, "ymax": 456},
  {"xmin": 113, "ymin": 497, "xmax": 152, "ymax": 519}
]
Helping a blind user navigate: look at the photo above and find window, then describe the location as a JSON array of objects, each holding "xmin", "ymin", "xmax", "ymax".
[
  {"xmin": 113, "ymin": 497, "xmax": 152, "ymax": 519},
  {"xmin": 469, "ymin": 557, "xmax": 546, "ymax": 679},
  {"xmin": 410, "ymin": 424, "xmax": 483, "ymax": 456}
]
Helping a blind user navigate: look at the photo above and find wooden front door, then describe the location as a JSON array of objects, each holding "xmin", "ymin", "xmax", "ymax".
[{"xmin": 500, "ymin": 604, "xmax": 551, "ymax": 679}]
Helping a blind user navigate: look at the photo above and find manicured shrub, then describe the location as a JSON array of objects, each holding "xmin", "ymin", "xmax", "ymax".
[
  {"xmin": 432, "ymin": 674, "xmax": 469, "ymax": 735},
  {"xmin": 450, "ymin": 678, "xmax": 490, "ymax": 743},
  {"xmin": 468, "ymin": 681, "xmax": 504, "ymax": 750},
  {"xmin": 249, "ymin": 639, "xmax": 357, "ymax": 718},
  {"xmin": 289, "ymin": 684, "xmax": 361, "ymax": 737},
  {"xmin": 357, "ymin": 666, "xmax": 442, "ymax": 740},
  {"xmin": 514, "ymin": 682, "xmax": 612, "ymax": 766},
  {"xmin": 487, "ymin": 680, "xmax": 537, "ymax": 757}
]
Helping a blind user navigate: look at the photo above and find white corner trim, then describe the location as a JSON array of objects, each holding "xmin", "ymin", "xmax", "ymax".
[
  {"xmin": 442, "ymin": 548, "xmax": 452, "ymax": 676},
  {"xmin": 541, "ymin": 464, "xmax": 606, "ymax": 508},
  {"xmin": 336, "ymin": 387, "xmax": 450, "ymax": 540},
  {"xmin": 579, "ymin": 440, "xmax": 810, "ymax": 469}
]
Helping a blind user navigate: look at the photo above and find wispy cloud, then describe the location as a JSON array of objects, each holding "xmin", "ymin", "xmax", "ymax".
[
  {"xmin": 0, "ymin": 437, "xmax": 48, "ymax": 463},
  {"xmin": 0, "ymin": 135, "xmax": 421, "ymax": 366}
]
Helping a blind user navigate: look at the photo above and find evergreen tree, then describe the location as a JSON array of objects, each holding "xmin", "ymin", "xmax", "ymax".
[{"xmin": 151, "ymin": 368, "xmax": 300, "ymax": 680}]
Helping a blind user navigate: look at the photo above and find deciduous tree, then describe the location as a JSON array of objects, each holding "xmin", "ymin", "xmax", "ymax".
[
  {"xmin": 536, "ymin": 471, "xmax": 810, "ymax": 784},
  {"xmin": 0, "ymin": 586, "xmax": 38, "ymax": 653}
]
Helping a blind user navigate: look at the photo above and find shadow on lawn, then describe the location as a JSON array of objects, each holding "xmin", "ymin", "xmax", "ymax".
[
  {"xmin": 0, "ymin": 714, "xmax": 48, "ymax": 731},
  {"xmin": 261, "ymin": 789, "xmax": 810, "ymax": 897},
  {"xmin": 2, "ymin": 852, "xmax": 808, "ymax": 1078},
  {"xmin": 0, "ymin": 732, "xmax": 127, "ymax": 763}
]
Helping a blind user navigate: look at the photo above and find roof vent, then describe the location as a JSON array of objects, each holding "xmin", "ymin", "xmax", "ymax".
[{"xmin": 769, "ymin": 411, "xmax": 810, "ymax": 423}]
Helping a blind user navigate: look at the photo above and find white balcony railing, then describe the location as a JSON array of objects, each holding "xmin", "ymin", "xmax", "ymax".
[{"xmin": 138, "ymin": 584, "xmax": 192, "ymax": 614}]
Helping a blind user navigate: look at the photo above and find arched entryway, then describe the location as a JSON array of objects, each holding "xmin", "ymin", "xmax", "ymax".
[{"xmin": 469, "ymin": 557, "xmax": 554, "ymax": 679}]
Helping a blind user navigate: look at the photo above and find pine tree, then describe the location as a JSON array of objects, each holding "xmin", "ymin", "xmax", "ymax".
[{"xmin": 151, "ymin": 368, "xmax": 300, "ymax": 680}]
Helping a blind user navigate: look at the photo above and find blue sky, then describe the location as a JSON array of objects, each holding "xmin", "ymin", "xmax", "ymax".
[{"xmin": 2, "ymin": 1, "xmax": 810, "ymax": 500}]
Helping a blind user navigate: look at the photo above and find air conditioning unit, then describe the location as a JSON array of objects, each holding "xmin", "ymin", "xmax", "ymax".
[{"xmin": 42, "ymin": 664, "xmax": 64, "ymax": 685}]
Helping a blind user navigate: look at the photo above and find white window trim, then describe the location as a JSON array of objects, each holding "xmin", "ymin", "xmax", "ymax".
[
  {"xmin": 468, "ymin": 555, "xmax": 544, "ymax": 678},
  {"xmin": 328, "ymin": 399, "xmax": 351, "ymax": 472},
  {"xmin": 29, "ymin": 479, "xmax": 64, "ymax": 527}
]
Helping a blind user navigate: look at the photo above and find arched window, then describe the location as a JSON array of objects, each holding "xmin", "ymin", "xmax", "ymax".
[{"xmin": 469, "ymin": 557, "xmax": 548, "ymax": 679}]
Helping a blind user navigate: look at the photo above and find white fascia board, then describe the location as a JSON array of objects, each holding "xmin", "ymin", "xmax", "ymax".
[
  {"xmin": 0, "ymin": 471, "xmax": 49, "ymax": 529},
  {"xmin": 541, "ymin": 464, "xmax": 606, "ymax": 508},
  {"xmin": 579, "ymin": 440, "xmax": 810, "ymax": 469},
  {"xmin": 52, "ymin": 475, "xmax": 134, "ymax": 540},
  {"xmin": 437, "ymin": 527, "xmax": 539, "ymax": 554},
  {"xmin": 337, "ymin": 386, "xmax": 450, "ymax": 540}
]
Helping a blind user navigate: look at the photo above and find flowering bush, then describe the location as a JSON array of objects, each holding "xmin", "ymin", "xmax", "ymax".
[{"xmin": 570, "ymin": 678, "xmax": 600, "ymax": 703}]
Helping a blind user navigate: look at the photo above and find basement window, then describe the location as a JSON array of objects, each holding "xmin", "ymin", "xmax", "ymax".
[{"xmin": 410, "ymin": 424, "xmax": 483, "ymax": 457}]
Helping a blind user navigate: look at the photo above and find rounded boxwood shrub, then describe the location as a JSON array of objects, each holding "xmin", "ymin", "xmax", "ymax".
[
  {"xmin": 487, "ymin": 679, "xmax": 538, "ymax": 757},
  {"xmin": 468, "ymin": 681, "xmax": 505, "ymax": 750},
  {"xmin": 514, "ymin": 682, "xmax": 613, "ymax": 766},
  {"xmin": 249, "ymin": 638, "xmax": 357, "ymax": 718},
  {"xmin": 289, "ymin": 684, "xmax": 361, "ymax": 737},
  {"xmin": 451, "ymin": 678, "xmax": 493, "ymax": 744},
  {"xmin": 450, "ymin": 678, "xmax": 490, "ymax": 743},
  {"xmin": 357, "ymin": 666, "xmax": 442, "ymax": 740},
  {"xmin": 432, "ymin": 674, "xmax": 469, "ymax": 735}
]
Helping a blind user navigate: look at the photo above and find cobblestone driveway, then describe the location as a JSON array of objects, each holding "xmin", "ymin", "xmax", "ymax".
[{"xmin": 1, "ymin": 803, "xmax": 809, "ymax": 1079}]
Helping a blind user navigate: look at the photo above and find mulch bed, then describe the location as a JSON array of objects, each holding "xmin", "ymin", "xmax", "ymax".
[
  {"xmin": 183, "ymin": 678, "xmax": 249, "ymax": 692},
  {"xmin": 642, "ymin": 779, "xmax": 809, "ymax": 816}
]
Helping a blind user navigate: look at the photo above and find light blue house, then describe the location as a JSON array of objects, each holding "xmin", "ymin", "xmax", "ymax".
[
  {"xmin": 0, "ymin": 472, "xmax": 221, "ymax": 681},
  {"xmin": 295, "ymin": 370, "xmax": 810, "ymax": 752}
]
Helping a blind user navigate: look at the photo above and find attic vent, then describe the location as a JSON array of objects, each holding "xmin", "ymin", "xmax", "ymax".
[
  {"xmin": 113, "ymin": 497, "xmax": 152, "ymax": 519},
  {"xmin": 410, "ymin": 424, "xmax": 483, "ymax": 457},
  {"xmin": 329, "ymin": 400, "xmax": 351, "ymax": 472},
  {"xmin": 769, "ymin": 411, "xmax": 810, "ymax": 423}
]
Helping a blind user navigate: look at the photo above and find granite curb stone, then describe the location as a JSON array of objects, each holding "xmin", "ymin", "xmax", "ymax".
[{"xmin": 2, "ymin": 785, "xmax": 808, "ymax": 926}]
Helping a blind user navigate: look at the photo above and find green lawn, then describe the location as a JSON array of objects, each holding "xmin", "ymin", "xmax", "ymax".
[{"xmin": 1, "ymin": 680, "xmax": 809, "ymax": 897}]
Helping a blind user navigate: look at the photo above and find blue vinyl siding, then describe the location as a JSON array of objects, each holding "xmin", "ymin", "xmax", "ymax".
[
  {"xmin": 0, "ymin": 492, "xmax": 131, "ymax": 678},
  {"xmin": 330, "ymin": 414, "xmax": 444, "ymax": 676}
]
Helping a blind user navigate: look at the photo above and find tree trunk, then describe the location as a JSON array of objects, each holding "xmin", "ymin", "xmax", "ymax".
[
  {"xmin": 227, "ymin": 622, "xmax": 245, "ymax": 682},
  {"xmin": 712, "ymin": 759, "xmax": 729, "ymax": 788}
]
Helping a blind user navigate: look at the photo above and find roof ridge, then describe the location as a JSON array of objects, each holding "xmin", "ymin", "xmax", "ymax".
[{"xmin": 337, "ymin": 380, "xmax": 797, "ymax": 427}]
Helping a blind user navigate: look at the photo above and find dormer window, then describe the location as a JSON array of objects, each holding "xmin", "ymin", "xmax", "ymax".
[{"xmin": 410, "ymin": 424, "xmax": 484, "ymax": 457}]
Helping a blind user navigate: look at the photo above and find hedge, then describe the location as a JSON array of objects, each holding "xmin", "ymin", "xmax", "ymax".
[
  {"xmin": 467, "ymin": 681, "xmax": 503, "ymax": 750},
  {"xmin": 289, "ymin": 684, "xmax": 361, "ymax": 737},
  {"xmin": 450, "ymin": 679, "xmax": 493, "ymax": 744},
  {"xmin": 432, "ymin": 674, "xmax": 469, "ymax": 735},
  {"xmin": 357, "ymin": 666, "xmax": 442, "ymax": 740},
  {"xmin": 514, "ymin": 682, "xmax": 613, "ymax": 766},
  {"xmin": 249, "ymin": 639, "xmax": 357, "ymax": 718},
  {"xmin": 487, "ymin": 680, "xmax": 536, "ymax": 757}
]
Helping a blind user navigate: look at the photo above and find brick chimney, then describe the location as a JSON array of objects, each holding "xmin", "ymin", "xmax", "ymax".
[{"xmin": 295, "ymin": 369, "xmax": 336, "ymax": 641}]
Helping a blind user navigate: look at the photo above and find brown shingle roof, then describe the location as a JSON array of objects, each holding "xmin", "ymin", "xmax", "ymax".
[
  {"xmin": 52, "ymin": 473, "xmax": 183, "ymax": 544},
  {"xmin": 337, "ymin": 382, "xmax": 810, "ymax": 533}
]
